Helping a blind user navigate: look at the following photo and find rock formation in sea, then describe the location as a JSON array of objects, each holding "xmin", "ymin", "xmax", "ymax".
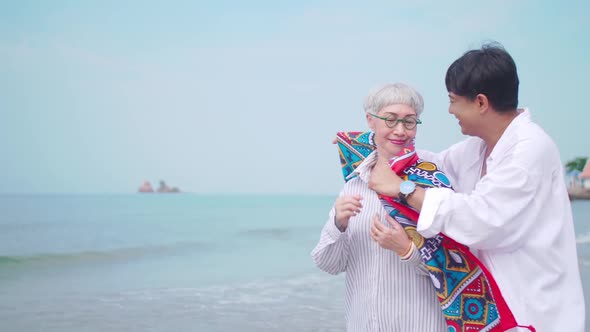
[
  {"xmin": 138, "ymin": 181, "xmax": 154, "ymax": 193},
  {"xmin": 157, "ymin": 180, "xmax": 181, "ymax": 193},
  {"xmin": 138, "ymin": 180, "xmax": 181, "ymax": 193}
]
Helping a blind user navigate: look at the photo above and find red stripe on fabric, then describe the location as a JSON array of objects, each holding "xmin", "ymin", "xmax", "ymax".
[
  {"xmin": 391, "ymin": 152, "xmax": 419, "ymax": 174},
  {"xmin": 387, "ymin": 151, "xmax": 523, "ymax": 332},
  {"xmin": 443, "ymin": 236, "xmax": 519, "ymax": 331},
  {"xmin": 382, "ymin": 196, "xmax": 419, "ymax": 221}
]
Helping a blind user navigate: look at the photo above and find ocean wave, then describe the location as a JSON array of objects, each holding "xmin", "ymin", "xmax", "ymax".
[
  {"xmin": 105, "ymin": 272, "xmax": 343, "ymax": 307},
  {"xmin": 238, "ymin": 227, "xmax": 292, "ymax": 239},
  {"xmin": 237, "ymin": 225, "xmax": 318, "ymax": 240},
  {"xmin": 29, "ymin": 272, "xmax": 346, "ymax": 332},
  {"xmin": 0, "ymin": 241, "xmax": 207, "ymax": 268}
]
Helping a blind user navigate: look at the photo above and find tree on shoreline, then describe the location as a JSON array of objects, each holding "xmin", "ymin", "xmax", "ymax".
[{"xmin": 566, "ymin": 157, "xmax": 588, "ymax": 173}]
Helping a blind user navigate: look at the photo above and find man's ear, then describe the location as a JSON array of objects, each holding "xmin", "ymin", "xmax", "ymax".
[{"xmin": 475, "ymin": 94, "xmax": 490, "ymax": 114}]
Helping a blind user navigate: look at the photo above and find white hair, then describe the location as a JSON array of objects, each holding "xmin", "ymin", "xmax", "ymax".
[{"xmin": 363, "ymin": 83, "xmax": 424, "ymax": 117}]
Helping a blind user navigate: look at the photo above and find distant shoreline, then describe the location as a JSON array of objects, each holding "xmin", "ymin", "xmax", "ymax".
[{"xmin": 569, "ymin": 187, "xmax": 590, "ymax": 200}]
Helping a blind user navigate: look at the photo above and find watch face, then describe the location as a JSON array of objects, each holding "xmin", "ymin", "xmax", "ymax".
[{"xmin": 400, "ymin": 181, "xmax": 416, "ymax": 195}]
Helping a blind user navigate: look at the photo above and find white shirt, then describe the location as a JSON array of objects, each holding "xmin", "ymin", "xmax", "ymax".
[
  {"xmin": 417, "ymin": 109, "xmax": 585, "ymax": 331},
  {"xmin": 311, "ymin": 152, "xmax": 447, "ymax": 332}
]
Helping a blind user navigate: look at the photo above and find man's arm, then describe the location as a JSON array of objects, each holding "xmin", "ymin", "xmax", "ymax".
[
  {"xmin": 370, "ymin": 144, "xmax": 542, "ymax": 251},
  {"xmin": 369, "ymin": 140, "xmax": 476, "ymax": 211},
  {"xmin": 415, "ymin": 162, "xmax": 539, "ymax": 251},
  {"xmin": 368, "ymin": 158, "xmax": 427, "ymax": 212}
]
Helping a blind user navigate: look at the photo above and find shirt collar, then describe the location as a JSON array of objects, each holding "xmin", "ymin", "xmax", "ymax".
[
  {"xmin": 488, "ymin": 108, "xmax": 530, "ymax": 161},
  {"xmin": 346, "ymin": 151, "xmax": 378, "ymax": 183}
]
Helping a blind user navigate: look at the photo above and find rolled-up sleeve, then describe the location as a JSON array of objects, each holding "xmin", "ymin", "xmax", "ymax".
[{"xmin": 400, "ymin": 242, "xmax": 430, "ymax": 276}]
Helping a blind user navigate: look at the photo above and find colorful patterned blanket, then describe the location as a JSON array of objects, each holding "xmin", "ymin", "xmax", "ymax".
[{"xmin": 336, "ymin": 131, "xmax": 526, "ymax": 332}]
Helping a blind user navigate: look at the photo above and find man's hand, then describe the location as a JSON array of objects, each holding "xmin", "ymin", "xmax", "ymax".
[
  {"xmin": 334, "ymin": 195, "xmax": 363, "ymax": 231},
  {"xmin": 368, "ymin": 158, "xmax": 402, "ymax": 197},
  {"xmin": 370, "ymin": 214, "xmax": 413, "ymax": 255}
]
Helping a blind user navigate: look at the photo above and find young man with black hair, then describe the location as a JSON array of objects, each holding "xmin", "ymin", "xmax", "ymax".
[{"xmin": 369, "ymin": 43, "xmax": 585, "ymax": 331}]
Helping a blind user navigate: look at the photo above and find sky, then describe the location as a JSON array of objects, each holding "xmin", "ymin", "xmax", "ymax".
[{"xmin": 1, "ymin": 0, "xmax": 589, "ymax": 194}]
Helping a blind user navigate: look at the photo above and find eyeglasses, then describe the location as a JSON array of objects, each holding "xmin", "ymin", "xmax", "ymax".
[{"xmin": 367, "ymin": 112, "xmax": 422, "ymax": 130}]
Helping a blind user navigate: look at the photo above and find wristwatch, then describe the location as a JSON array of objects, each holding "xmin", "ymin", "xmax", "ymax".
[{"xmin": 399, "ymin": 180, "xmax": 416, "ymax": 204}]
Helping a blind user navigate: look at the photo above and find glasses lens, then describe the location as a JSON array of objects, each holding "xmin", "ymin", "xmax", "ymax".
[
  {"xmin": 404, "ymin": 117, "xmax": 417, "ymax": 129},
  {"xmin": 385, "ymin": 115, "xmax": 398, "ymax": 128}
]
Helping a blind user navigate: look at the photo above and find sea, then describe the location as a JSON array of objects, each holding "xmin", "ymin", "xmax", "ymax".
[{"xmin": 0, "ymin": 194, "xmax": 589, "ymax": 332}]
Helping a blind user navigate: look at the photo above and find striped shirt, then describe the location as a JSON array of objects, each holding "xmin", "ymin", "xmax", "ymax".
[{"xmin": 311, "ymin": 152, "xmax": 446, "ymax": 332}]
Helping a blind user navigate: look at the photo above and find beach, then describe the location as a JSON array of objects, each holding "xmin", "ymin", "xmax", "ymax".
[{"xmin": 0, "ymin": 194, "xmax": 589, "ymax": 331}]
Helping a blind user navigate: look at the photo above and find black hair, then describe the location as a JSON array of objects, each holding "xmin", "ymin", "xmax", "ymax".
[{"xmin": 445, "ymin": 43, "xmax": 519, "ymax": 112}]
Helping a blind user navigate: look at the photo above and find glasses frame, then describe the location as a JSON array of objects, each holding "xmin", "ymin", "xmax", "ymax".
[{"xmin": 367, "ymin": 112, "xmax": 422, "ymax": 130}]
